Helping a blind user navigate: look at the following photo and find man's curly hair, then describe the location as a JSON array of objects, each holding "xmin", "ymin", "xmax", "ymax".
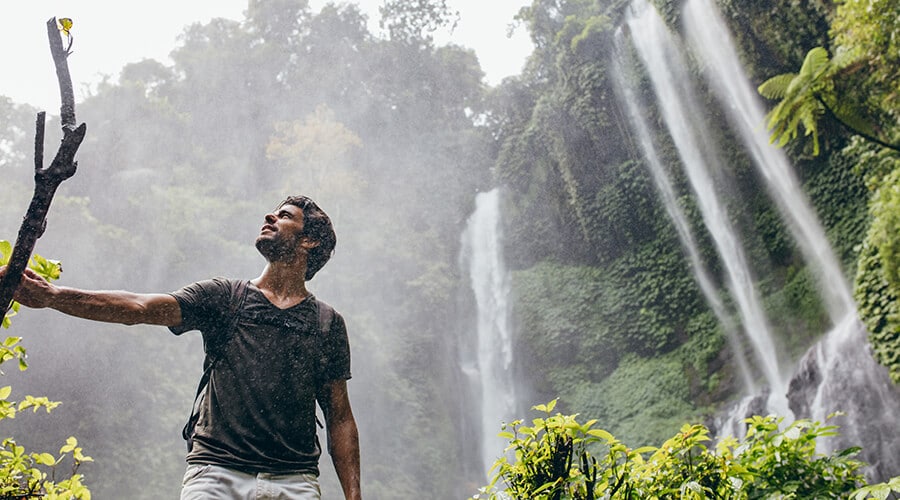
[{"xmin": 280, "ymin": 195, "xmax": 336, "ymax": 281}]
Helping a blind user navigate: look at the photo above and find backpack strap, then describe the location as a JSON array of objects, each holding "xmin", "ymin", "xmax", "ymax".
[
  {"xmin": 182, "ymin": 279, "xmax": 250, "ymax": 448},
  {"xmin": 314, "ymin": 298, "xmax": 334, "ymax": 429},
  {"xmin": 317, "ymin": 298, "xmax": 334, "ymax": 339}
]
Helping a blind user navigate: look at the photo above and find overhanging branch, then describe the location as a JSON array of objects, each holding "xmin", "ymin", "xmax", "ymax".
[{"xmin": 0, "ymin": 18, "xmax": 87, "ymax": 315}]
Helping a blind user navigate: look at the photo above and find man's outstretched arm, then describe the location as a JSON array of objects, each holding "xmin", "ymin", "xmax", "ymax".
[
  {"xmin": 1, "ymin": 267, "xmax": 181, "ymax": 326},
  {"xmin": 321, "ymin": 379, "xmax": 362, "ymax": 500}
]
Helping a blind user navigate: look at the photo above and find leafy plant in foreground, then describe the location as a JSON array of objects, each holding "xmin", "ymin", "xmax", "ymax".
[
  {"xmin": 474, "ymin": 400, "xmax": 899, "ymax": 499},
  {"xmin": 0, "ymin": 241, "xmax": 92, "ymax": 499}
]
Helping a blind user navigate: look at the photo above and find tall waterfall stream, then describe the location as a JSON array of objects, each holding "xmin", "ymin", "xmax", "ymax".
[
  {"xmin": 615, "ymin": 0, "xmax": 900, "ymax": 480},
  {"xmin": 459, "ymin": 0, "xmax": 899, "ymax": 482},
  {"xmin": 460, "ymin": 189, "xmax": 518, "ymax": 476}
]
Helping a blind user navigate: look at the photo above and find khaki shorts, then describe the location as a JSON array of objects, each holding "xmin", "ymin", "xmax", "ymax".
[{"xmin": 180, "ymin": 464, "xmax": 320, "ymax": 499}]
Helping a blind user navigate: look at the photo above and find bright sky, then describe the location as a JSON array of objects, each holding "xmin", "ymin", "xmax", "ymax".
[{"xmin": 2, "ymin": 1, "xmax": 533, "ymax": 112}]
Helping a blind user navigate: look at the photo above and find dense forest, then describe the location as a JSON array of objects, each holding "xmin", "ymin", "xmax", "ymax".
[{"xmin": 1, "ymin": 0, "xmax": 898, "ymax": 498}]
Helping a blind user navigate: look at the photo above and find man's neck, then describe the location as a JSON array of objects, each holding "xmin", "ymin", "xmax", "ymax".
[{"xmin": 252, "ymin": 261, "xmax": 310, "ymax": 308}]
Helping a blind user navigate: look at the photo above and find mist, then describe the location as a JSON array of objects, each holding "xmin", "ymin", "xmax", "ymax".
[
  {"xmin": 1, "ymin": 0, "xmax": 899, "ymax": 498},
  {"xmin": 2, "ymin": 2, "xmax": 492, "ymax": 498}
]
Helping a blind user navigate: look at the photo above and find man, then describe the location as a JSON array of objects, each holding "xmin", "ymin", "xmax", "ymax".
[{"xmin": 3, "ymin": 195, "xmax": 361, "ymax": 500}]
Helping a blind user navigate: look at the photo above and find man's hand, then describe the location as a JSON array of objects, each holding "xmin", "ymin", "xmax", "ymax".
[
  {"xmin": 15, "ymin": 268, "xmax": 55, "ymax": 309},
  {"xmin": 0, "ymin": 267, "xmax": 56, "ymax": 309}
]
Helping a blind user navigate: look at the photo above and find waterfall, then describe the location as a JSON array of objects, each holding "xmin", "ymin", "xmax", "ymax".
[
  {"xmin": 682, "ymin": 0, "xmax": 855, "ymax": 319},
  {"xmin": 622, "ymin": 0, "xmax": 790, "ymax": 418},
  {"xmin": 610, "ymin": 42, "xmax": 755, "ymax": 393},
  {"xmin": 680, "ymin": 0, "xmax": 900, "ymax": 479},
  {"xmin": 616, "ymin": 0, "xmax": 900, "ymax": 479},
  {"xmin": 459, "ymin": 188, "xmax": 517, "ymax": 476}
]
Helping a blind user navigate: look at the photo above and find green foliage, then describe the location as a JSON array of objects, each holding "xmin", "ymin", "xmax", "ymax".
[
  {"xmin": 475, "ymin": 402, "xmax": 884, "ymax": 499},
  {"xmin": 804, "ymin": 143, "xmax": 870, "ymax": 267},
  {"xmin": 869, "ymin": 168, "xmax": 900, "ymax": 293},
  {"xmin": 379, "ymin": 0, "xmax": 459, "ymax": 45},
  {"xmin": 512, "ymin": 258, "xmax": 727, "ymax": 446},
  {"xmin": 761, "ymin": 266, "xmax": 828, "ymax": 358},
  {"xmin": 757, "ymin": 47, "xmax": 834, "ymax": 155},
  {"xmin": 851, "ymin": 477, "xmax": 900, "ymax": 500},
  {"xmin": 1, "ymin": 243, "xmax": 62, "ymax": 330},
  {"xmin": 718, "ymin": 0, "xmax": 830, "ymax": 83},
  {"xmin": 589, "ymin": 353, "xmax": 698, "ymax": 444},
  {"xmin": 757, "ymin": 0, "xmax": 900, "ymax": 156},
  {"xmin": 848, "ymin": 138, "xmax": 900, "ymax": 383},
  {"xmin": 0, "ymin": 247, "xmax": 92, "ymax": 499},
  {"xmin": 831, "ymin": 0, "xmax": 900, "ymax": 131},
  {"xmin": 735, "ymin": 415, "xmax": 861, "ymax": 498},
  {"xmin": 854, "ymin": 227, "xmax": 900, "ymax": 384}
]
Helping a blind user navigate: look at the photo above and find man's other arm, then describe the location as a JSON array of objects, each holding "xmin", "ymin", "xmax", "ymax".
[
  {"xmin": 321, "ymin": 379, "xmax": 362, "ymax": 500},
  {"xmin": 2, "ymin": 267, "xmax": 181, "ymax": 326}
]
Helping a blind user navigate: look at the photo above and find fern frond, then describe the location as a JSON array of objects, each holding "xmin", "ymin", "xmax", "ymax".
[
  {"xmin": 799, "ymin": 47, "xmax": 830, "ymax": 82},
  {"xmin": 758, "ymin": 73, "xmax": 796, "ymax": 100}
]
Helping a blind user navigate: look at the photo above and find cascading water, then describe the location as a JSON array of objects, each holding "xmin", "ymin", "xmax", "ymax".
[
  {"xmin": 680, "ymin": 0, "xmax": 900, "ymax": 479},
  {"xmin": 609, "ymin": 46, "xmax": 755, "ymax": 393},
  {"xmin": 459, "ymin": 188, "xmax": 518, "ymax": 476},
  {"xmin": 616, "ymin": 0, "xmax": 900, "ymax": 480},
  {"xmin": 622, "ymin": 0, "xmax": 790, "ymax": 418},
  {"xmin": 682, "ymin": 0, "xmax": 854, "ymax": 319}
]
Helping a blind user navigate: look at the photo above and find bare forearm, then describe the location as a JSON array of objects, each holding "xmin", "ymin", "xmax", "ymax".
[
  {"xmin": 47, "ymin": 286, "xmax": 180, "ymax": 326},
  {"xmin": 329, "ymin": 417, "xmax": 362, "ymax": 500}
]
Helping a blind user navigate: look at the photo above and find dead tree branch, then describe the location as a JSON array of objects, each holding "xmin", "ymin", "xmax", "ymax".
[{"xmin": 0, "ymin": 18, "xmax": 87, "ymax": 315}]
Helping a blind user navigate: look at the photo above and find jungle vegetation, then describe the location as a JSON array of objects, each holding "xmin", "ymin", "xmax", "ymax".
[{"xmin": 0, "ymin": 0, "xmax": 898, "ymax": 498}]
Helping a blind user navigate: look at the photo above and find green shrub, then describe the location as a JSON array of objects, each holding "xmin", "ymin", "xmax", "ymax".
[
  {"xmin": 0, "ymin": 244, "xmax": 92, "ymax": 499},
  {"xmin": 474, "ymin": 400, "xmax": 898, "ymax": 499}
]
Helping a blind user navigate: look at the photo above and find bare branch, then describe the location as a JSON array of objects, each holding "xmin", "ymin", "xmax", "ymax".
[
  {"xmin": 46, "ymin": 18, "xmax": 76, "ymax": 130},
  {"xmin": 0, "ymin": 17, "xmax": 87, "ymax": 316}
]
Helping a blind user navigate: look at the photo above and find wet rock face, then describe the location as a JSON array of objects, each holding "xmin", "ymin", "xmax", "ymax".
[
  {"xmin": 715, "ymin": 318, "xmax": 900, "ymax": 483},
  {"xmin": 783, "ymin": 320, "xmax": 900, "ymax": 483},
  {"xmin": 786, "ymin": 344, "xmax": 820, "ymax": 419}
]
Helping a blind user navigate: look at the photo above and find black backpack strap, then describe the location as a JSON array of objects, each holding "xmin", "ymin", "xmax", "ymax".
[
  {"xmin": 317, "ymin": 298, "xmax": 334, "ymax": 339},
  {"xmin": 314, "ymin": 298, "xmax": 334, "ymax": 429},
  {"xmin": 182, "ymin": 280, "xmax": 251, "ymax": 448}
]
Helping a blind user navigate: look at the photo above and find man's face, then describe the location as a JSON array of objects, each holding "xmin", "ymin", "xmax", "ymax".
[{"xmin": 255, "ymin": 204, "xmax": 307, "ymax": 262}]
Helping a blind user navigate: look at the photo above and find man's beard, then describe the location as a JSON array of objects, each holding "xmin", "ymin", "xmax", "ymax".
[{"xmin": 255, "ymin": 233, "xmax": 301, "ymax": 262}]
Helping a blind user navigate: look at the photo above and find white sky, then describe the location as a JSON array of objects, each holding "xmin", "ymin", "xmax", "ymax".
[{"xmin": 2, "ymin": 1, "xmax": 533, "ymax": 112}]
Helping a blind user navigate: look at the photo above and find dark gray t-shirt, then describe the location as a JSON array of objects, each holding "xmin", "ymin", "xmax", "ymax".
[{"xmin": 169, "ymin": 278, "xmax": 351, "ymax": 474}]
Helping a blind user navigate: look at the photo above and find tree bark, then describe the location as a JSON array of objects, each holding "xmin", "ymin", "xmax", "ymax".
[{"xmin": 0, "ymin": 18, "xmax": 87, "ymax": 315}]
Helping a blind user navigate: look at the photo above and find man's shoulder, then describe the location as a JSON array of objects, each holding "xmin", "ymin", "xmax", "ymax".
[
  {"xmin": 312, "ymin": 297, "xmax": 343, "ymax": 318},
  {"xmin": 311, "ymin": 297, "xmax": 347, "ymax": 337},
  {"xmin": 170, "ymin": 277, "xmax": 249, "ymax": 304}
]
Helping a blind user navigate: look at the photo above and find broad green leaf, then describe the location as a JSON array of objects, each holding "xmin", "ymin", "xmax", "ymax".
[
  {"xmin": 60, "ymin": 436, "xmax": 78, "ymax": 454},
  {"xmin": 34, "ymin": 452, "xmax": 57, "ymax": 465},
  {"xmin": 587, "ymin": 428, "xmax": 614, "ymax": 441},
  {"xmin": 30, "ymin": 254, "xmax": 62, "ymax": 281},
  {"xmin": 0, "ymin": 241, "xmax": 11, "ymax": 264}
]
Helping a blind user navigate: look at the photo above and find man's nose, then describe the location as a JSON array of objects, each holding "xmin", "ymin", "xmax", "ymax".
[{"xmin": 264, "ymin": 213, "xmax": 276, "ymax": 223}]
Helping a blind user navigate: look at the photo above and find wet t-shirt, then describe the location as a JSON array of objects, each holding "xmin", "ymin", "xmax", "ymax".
[{"xmin": 169, "ymin": 278, "xmax": 351, "ymax": 474}]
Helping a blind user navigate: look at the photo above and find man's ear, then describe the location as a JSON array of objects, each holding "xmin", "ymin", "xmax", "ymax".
[{"xmin": 300, "ymin": 237, "xmax": 320, "ymax": 250}]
